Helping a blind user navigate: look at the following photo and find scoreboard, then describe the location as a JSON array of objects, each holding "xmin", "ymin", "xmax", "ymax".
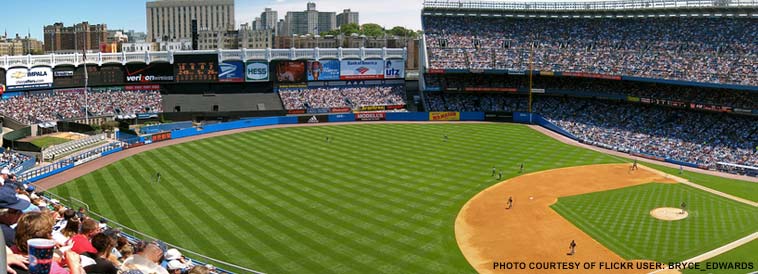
[{"xmin": 174, "ymin": 54, "xmax": 218, "ymax": 83}]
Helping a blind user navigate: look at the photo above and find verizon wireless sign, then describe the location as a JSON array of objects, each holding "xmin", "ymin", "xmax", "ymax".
[{"xmin": 125, "ymin": 63, "xmax": 174, "ymax": 83}]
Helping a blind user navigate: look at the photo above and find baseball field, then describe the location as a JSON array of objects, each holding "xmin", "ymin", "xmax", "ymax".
[{"xmin": 45, "ymin": 123, "xmax": 758, "ymax": 273}]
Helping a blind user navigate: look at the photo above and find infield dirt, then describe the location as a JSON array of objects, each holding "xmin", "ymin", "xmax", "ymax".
[{"xmin": 455, "ymin": 163, "xmax": 679, "ymax": 274}]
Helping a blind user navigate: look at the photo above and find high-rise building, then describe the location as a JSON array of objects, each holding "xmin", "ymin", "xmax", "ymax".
[
  {"xmin": 43, "ymin": 21, "xmax": 108, "ymax": 53},
  {"xmin": 238, "ymin": 24, "xmax": 272, "ymax": 49},
  {"xmin": 260, "ymin": 8, "xmax": 278, "ymax": 31},
  {"xmin": 146, "ymin": 0, "xmax": 235, "ymax": 42},
  {"xmin": 283, "ymin": 3, "xmax": 336, "ymax": 36},
  {"xmin": 336, "ymin": 9, "xmax": 359, "ymax": 27}
]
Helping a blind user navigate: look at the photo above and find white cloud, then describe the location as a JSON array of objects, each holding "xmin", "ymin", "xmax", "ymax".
[{"xmin": 236, "ymin": 0, "xmax": 424, "ymax": 30}]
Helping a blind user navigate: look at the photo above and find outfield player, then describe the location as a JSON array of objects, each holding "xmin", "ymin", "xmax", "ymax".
[
  {"xmin": 680, "ymin": 201, "xmax": 686, "ymax": 214},
  {"xmin": 155, "ymin": 172, "xmax": 161, "ymax": 184},
  {"xmin": 679, "ymin": 165, "xmax": 683, "ymax": 174},
  {"xmin": 632, "ymin": 159, "xmax": 638, "ymax": 170},
  {"xmin": 443, "ymin": 134, "xmax": 448, "ymax": 142},
  {"xmin": 519, "ymin": 163, "xmax": 524, "ymax": 173},
  {"xmin": 498, "ymin": 170, "xmax": 503, "ymax": 180},
  {"xmin": 492, "ymin": 167, "xmax": 496, "ymax": 177}
]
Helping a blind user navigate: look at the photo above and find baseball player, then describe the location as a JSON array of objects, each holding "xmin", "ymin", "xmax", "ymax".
[
  {"xmin": 519, "ymin": 163, "xmax": 524, "ymax": 173},
  {"xmin": 443, "ymin": 134, "xmax": 448, "ymax": 142},
  {"xmin": 568, "ymin": 240, "xmax": 576, "ymax": 255},
  {"xmin": 492, "ymin": 167, "xmax": 496, "ymax": 177},
  {"xmin": 632, "ymin": 159, "xmax": 638, "ymax": 171},
  {"xmin": 155, "ymin": 172, "xmax": 161, "ymax": 184},
  {"xmin": 680, "ymin": 201, "xmax": 686, "ymax": 214},
  {"xmin": 506, "ymin": 196, "xmax": 513, "ymax": 209},
  {"xmin": 679, "ymin": 165, "xmax": 683, "ymax": 174},
  {"xmin": 498, "ymin": 170, "xmax": 503, "ymax": 180}
]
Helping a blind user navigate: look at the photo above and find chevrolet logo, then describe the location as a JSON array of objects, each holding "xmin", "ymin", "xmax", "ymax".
[{"xmin": 11, "ymin": 71, "xmax": 25, "ymax": 79}]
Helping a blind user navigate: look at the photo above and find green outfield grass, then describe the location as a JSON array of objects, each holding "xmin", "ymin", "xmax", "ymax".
[
  {"xmin": 682, "ymin": 239, "xmax": 758, "ymax": 274},
  {"xmin": 31, "ymin": 136, "xmax": 69, "ymax": 148},
  {"xmin": 551, "ymin": 183, "xmax": 758, "ymax": 263},
  {"xmin": 644, "ymin": 163, "xmax": 758, "ymax": 202},
  {"xmin": 49, "ymin": 123, "xmax": 620, "ymax": 273}
]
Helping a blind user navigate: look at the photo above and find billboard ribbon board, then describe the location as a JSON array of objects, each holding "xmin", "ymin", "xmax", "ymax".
[
  {"xmin": 218, "ymin": 61, "xmax": 244, "ymax": 82},
  {"xmin": 430, "ymin": 111, "xmax": 460, "ymax": 121},
  {"xmin": 307, "ymin": 60, "xmax": 340, "ymax": 81},
  {"xmin": 246, "ymin": 61, "xmax": 270, "ymax": 82},
  {"xmin": 383, "ymin": 59, "xmax": 405, "ymax": 79},
  {"xmin": 6, "ymin": 67, "xmax": 53, "ymax": 90},
  {"xmin": 340, "ymin": 60, "xmax": 383, "ymax": 80}
]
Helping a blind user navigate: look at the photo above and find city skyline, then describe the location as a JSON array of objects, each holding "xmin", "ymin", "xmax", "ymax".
[{"xmin": 0, "ymin": 0, "xmax": 425, "ymax": 41}]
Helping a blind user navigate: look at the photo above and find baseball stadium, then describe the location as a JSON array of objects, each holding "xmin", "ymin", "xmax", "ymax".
[{"xmin": 0, "ymin": 0, "xmax": 756, "ymax": 273}]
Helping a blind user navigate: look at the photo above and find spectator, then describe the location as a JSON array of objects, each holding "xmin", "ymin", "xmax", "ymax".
[
  {"xmin": 121, "ymin": 240, "xmax": 169, "ymax": 274},
  {"xmin": 83, "ymin": 233, "xmax": 119, "ymax": 274},
  {"xmin": 12, "ymin": 211, "xmax": 85, "ymax": 274},
  {"xmin": 0, "ymin": 183, "xmax": 30, "ymax": 247},
  {"xmin": 69, "ymin": 218, "xmax": 100, "ymax": 254},
  {"xmin": 279, "ymin": 85, "xmax": 407, "ymax": 111},
  {"xmin": 53, "ymin": 216, "xmax": 81, "ymax": 246}
]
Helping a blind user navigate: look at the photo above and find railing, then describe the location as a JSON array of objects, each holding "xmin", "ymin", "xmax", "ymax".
[
  {"xmin": 0, "ymin": 48, "xmax": 407, "ymax": 69},
  {"xmin": 423, "ymin": 0, "xmax": 758, "ymax": 11}
]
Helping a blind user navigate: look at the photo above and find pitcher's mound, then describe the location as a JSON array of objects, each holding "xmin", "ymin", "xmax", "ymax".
[{"xmin": 650, "ymin": 207, "xmax": 688, "ymax": 221}]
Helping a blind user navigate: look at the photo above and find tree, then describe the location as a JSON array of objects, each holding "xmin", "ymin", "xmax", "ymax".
[
  {"xmin": 389, "ymin": 26, "xmax": 409, "ymax": 37},
  {"xmin": 360, "ymin": 23, "xmax": 385, "ymax": 37},
  {"xmin": 340, "ymin": 23, "xmax": 360, "ymax": 35}
]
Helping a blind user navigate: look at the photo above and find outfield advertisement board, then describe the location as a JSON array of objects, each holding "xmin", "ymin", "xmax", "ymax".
[
  {"xmin": 218, "ymin": 61, "xmax": 244, "ymax": 82},
  {"xmin": 297, "ymin": 115, "xmax": 328, "ymax": 124},
  {"xmin": 245, "ymin": 61, "xmax": 270, "ymax": 82},
  {"xmin": 383, "ymin": 59, "xmax": 405, "ymax": 79},
  {"xmin": 340, "ymin": 60, "xmax": 383, "ymax": 80},
  {"xmin": 355, "ymin": 112, "xmax": 386, "ymax": 121},
  {"xmin": 429, "ymin": 111, "xmax": 460, "ymax": 121},
  {"xmin": 307, "ymin": 60, "xmax": 340, "ymax": 81},
  {"xmin": 6, "ymin": 67, "xmax": 53, "ymax": 90},
  {"xmin": 125, "ymin": 63, "xmax": 174, "ymax": 83},
  {"xmin": 275, "ymin": 60, "xmax": 306, "ymax": 83}
]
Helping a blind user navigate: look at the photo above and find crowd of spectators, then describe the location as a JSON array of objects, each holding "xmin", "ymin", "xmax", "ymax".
[
  {"xmin": 425, "ymin": 74, "xmax": 758, "ymax": 109},
  {"xmin": 425, "ymin": 93, "xmax": 758, "ymax": 173},
  {"xmin": 279, "ymin": 85, "xmax": 407, "ymax": 110},
  {"xmin": 0, "ymin": 150, "xmax": 32, "ymax": 173},
  {"xmin": 0, "ymin": 171, "xmax": 220, "ymax": 274},
  {"xmin": 0, "ymin": 89, "xmax": 163, "ymax": 125},
  {"xmin": 423, "ymin": 16, "xmax": 757, "ymax": 85}
]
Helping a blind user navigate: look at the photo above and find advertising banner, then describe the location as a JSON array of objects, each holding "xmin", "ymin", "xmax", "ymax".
[
  {"xmin": 329, "ymin": 107, "xmax": 351, "ymax": 113},
  {"xmin": 340, "ymin": 60, "xmax": 383, "ymax": 80},
  {"xmin": 54, "ymin": 70, "xmax": 74, "ymax": 77},
  {"xmin": 383, "ymin": 59, "xmax": 405, "ymax": 79},
  {"xmin": 245, "ymin": 61, "xmax": 270, "ymax": 82},
  {"xmin": 287, "ymin": 109, "xmax": 306, "ymax": 114},
  {"xmin": 385, "ymin": 105, "xmax": 406, "ymax": 110},
  {"xmin": 218, "ymin": 61, "xmax": 244, "ymax": 82},
  {"xmin": 562, "ymin": 72, "xmax": 621, "ymax": 80},
  {"xmin": 484, "ymin": 112, "xmax": 513, "ymax": 122},
  {"xmin": 355, "ymin": 112, "xmax": 386, "ymax": 121},
  {"xmin": 297, "ymin": 115, "xmax": 328, "ymax": 124},
  {"xmin": 307, "ymin": 60, "xmax": 340, "ymax": 81},
  {"xmin": 359, "ymin": 105, "xmax": 386, "ymax": 112},
  {"xmin": 6, "ymin": 67, "xmax": 53, "ymax": 90},
  {"xmin": 125, "ymin": 63, "xmax": 174, "ymax": 83},
  {"xmin": 174, "ymin": 54, "xmax": 218, "ymax": 83},
  {"xmin": 274, "ymin": 60, "xmax": 306, "ymax": 83},
  {"xmin": 429, "ymin": 111, "xmax": 460, "ymax": 121},
  {"xmin": 464, "ymin": 87, "xmax": 517, "ymax": 92}
]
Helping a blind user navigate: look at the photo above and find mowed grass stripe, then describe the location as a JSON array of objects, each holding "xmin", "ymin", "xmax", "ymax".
[
  {"xmin": 53, "ymin": 124, "xmax": 738, "ymax": 273},
  {"xmin": 183, "ymin": 139, "xmax": 411, "ymax": 273},
  {"xmin": 149, "ymin": 148, "xmax": 303, "ymax": 272},
  {"xmin": 199, "ymin": 135, "xmax": 440, "ymax": 271}
]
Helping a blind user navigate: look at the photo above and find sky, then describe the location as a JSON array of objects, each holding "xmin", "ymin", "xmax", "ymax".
[{"xmin": 0, "ymin": 0, "xmax": 427, "ymax": 40}]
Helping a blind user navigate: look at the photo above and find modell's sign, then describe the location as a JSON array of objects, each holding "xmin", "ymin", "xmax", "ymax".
[
  {"xmin": 125, "ymin": 63, "xmax": 174, "ymax": 83},
  {"xmin": 355, "ymin": 112, "xmax": 386, "ymax": 121},
  {"xmin": 6, "ymin": 67, "xmax": 53, "ymax": 90}
]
